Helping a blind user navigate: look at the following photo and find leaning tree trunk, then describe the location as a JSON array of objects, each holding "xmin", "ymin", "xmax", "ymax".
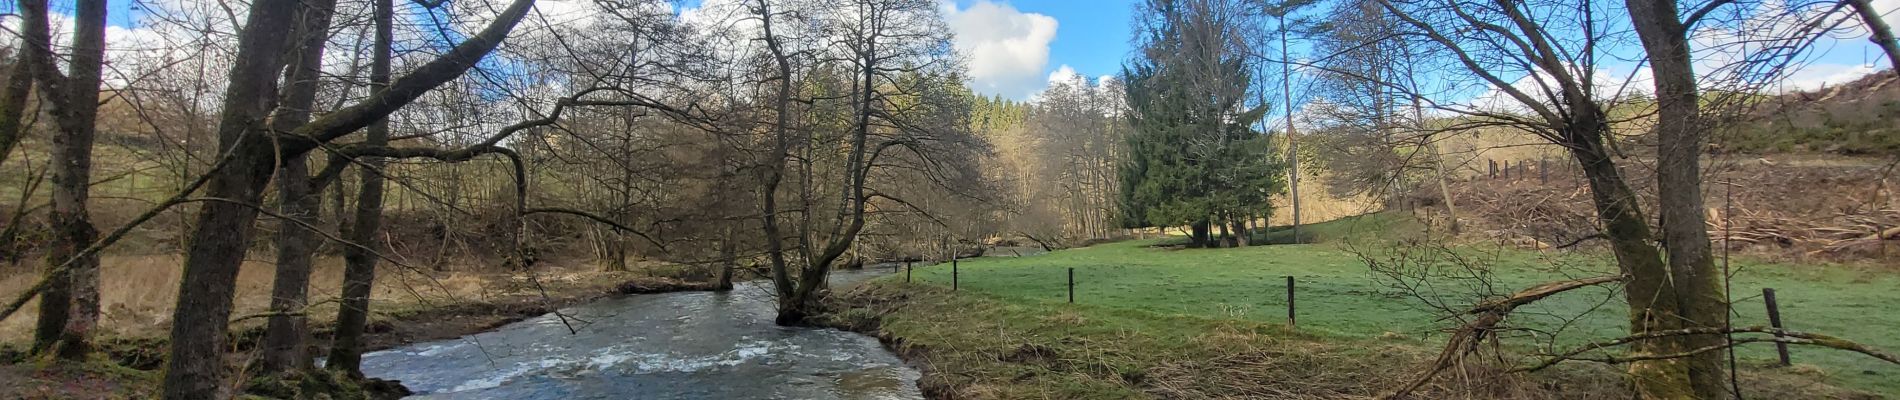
[
  {"xmin": 159, "ymin": 0, "xmax": 302, "ymax": 392},
  {"xmin": 259, "ymin": 0, "xmax": 338, "ymax": 375},
  {"xmin": 1627, "ymin": 0, "xmax": 1728, "ymax": 396},
  {"xmin": 752, "ymin": 0, "xmax": 798, "ymax": 322},
  {"xmin": 0, "ymin": 37, "xmax": 36, "ymax": 166},
  {"xmin": 1566, "ymin": 122, "xmax": 1697, "ymax": 398},
  {"xmin": 327, "ymin": 0, "xmax": 393, "ymax": 376},
  {"xmin": 31, "ymin": 0, "xmax": 107, "ymax": 361},
  {"xmin": 1232, "ymin": 218, "xmax": 1249, "ymax": 247}
]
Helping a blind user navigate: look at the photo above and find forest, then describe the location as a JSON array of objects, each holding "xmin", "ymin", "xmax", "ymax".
[{"xmin": 0, "ymin": 0, "xmax": 1896, "ymax": 398}]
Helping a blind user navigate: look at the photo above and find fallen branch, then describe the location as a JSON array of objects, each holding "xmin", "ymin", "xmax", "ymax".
[
  {"xmin": 1381, "ymin": 274, "xmax": 1626, "ymax": 399},
  {"xmin": 1514, "ymin": 325, "xmax": 1900, "ymax": 373}
]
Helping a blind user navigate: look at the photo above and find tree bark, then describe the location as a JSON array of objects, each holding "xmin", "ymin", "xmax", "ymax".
[
  {"xmin": 1568, "ymin": 123, "xmax": 1698, "ymax": 399},
  {"xmin": 160, "ymin": 0, "xmax": 301, "ymax": 395},
  {"xmin": 0, "ymin": 38, "xmax": 36, "ymax": 166},
  {"xmin": 29, "ymin": 0, "xmax": 107, "ymax": 361},
  {"xmin": 19, "ymin": 0, "xmax": 66, "ymax": 357},
  {"xmin": 751, "ymin": 0, "xmax": 798, "ymax": 323},
  {"xmin": 1417, "ymin": 98, "xmax": 1460, "ymax": 234},
  {"xmin": 259, "ymin": 0, "xmax": 338, "ymax": 375},
  {"xmin": 1279, "ymin": 14, "xmax": 1302, "ymax": 243},
  {"xmin": 1232, "ymin": 218, "xmax": 1249, "ymax": 247},
  {"xmin": 327, "ymin": 0, "xmax": 393, "ymax": 376},
  {"xmin": 1628, "ymin": 0, "xmax": 1728, "ymax": 397},
  {"xmin": 715, "ymin": 226, "xmax": 737, "ymax": 292}
]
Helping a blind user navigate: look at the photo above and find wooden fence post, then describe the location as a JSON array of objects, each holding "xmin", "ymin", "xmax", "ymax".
[
  {"xmin": 1763, "ymin": 288, "xmax": 1792, "ymax": 366},
  {"xmin": 1067, "ymin": 268, "xmax": 1075, "ymax": 303},
  {"xmin": 1488, "ymin": 159, "xmax": 1498, "ymax": 179},
  {"xmin": 1286, "ymin": 276, "xmax": 1296, "ymax": 328},
  {"xmin": 906, "ymin": 263, "xmax": 912, "ymax": 283},
  {"xmin": 952, "ymin": 260, "xmax": 959, "ymax": 291}
]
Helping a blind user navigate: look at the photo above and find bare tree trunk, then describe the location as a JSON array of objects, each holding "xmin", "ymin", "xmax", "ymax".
[
  {"xmin": 1402, "ymin": 92, "xmax": 1460, "ymax": 234},
  {"xmin": 751, "ymin": 0, "xmax": 798, "ymax": 323},
  {"xmin": 28, "ymin": 0, "xmax": 107, "ymax": 361},
  {"xmin": 0, "ymin": 41, "xmax": 35, "ymax": 166},
  {"xmin": 716, "ymin": 226, "xmax": 737, "ymax": 291},
  {"xmin": 1279, "ymin": 14, "xmax": 1302, "ymax": 241},
  {"xmin": 1232, "ymin": 218, "xmax": 1249, "ymax": 247},
  {"xmin": 19, "ymin": 0, "xmax": 66, "ymax": 356},
  {"xmin": 327, "ymin": 0, "xmax": 393, "ymax": 376},
  {"xmin": 160, "ymin": 0, "xmax": 302, "ymax": 395},
  {"xmin": 1628, "ymin": 1, "xmax": 1728, "ymax": 396},
  {"xmin": 1569, "ymin": 125, "xmax": 1698, "ymax": 398},
  {"xmin": 259, "ymin": 0, "xmax": 338, "ymax": 374}
]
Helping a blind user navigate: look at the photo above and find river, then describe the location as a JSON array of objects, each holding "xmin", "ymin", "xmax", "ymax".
[{"xmin": 359, "ymin": 268, "xmax": 922, "ymax": 399}]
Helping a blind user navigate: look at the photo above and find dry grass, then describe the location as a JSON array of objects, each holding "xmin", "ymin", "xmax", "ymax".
[
  {"xmin": 0, "ymin": 254, "xmax": 625, "ymax": 344},
  {"xmin": 1267, "ymin": 172, "xmax": 1385, "ymax": 227}
]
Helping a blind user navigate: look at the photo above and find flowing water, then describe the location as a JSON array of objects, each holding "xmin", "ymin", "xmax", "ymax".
[{"xmin": 360, "ymin": 268, "xmax": 922, "ymax": 399}]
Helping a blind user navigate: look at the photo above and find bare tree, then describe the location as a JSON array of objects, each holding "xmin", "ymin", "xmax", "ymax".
[
  {"xmin": 258, "ymin": 0, "xmax": 341, "ymax": 374},
  {"xmin": 18, "ymin": 0, "xmax": 109, "ymax": 361},
  {"xmin": 325, "ymin": 0, "xmax": 395, "ymax": 377},
  {"xmin": 1342, "ymin": 0, "xmax": 1710, "ymax": 395},
  {"xmin": 1627, "ymin": 0, "xmax": 1727, "ymax": 395},
  {"xmin": 153, "ymin": 0, "xmax": 539, "ymax": 395}
]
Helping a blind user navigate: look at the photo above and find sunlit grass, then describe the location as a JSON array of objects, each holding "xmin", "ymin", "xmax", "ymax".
[{"xmin": 897, "ymin": 214, "xmax": 1900, "ymax": 395}]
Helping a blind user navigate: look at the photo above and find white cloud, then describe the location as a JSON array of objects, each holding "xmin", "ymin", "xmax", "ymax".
[
  {"xmin": 1046, "ymin": 64, "xmax": 1082, "ymax": 85},
  {"xmin": 1775, "ymin": 63, "xmax": 1881, "ymax": 92},
  {"xmin": 944, "ymin": 0, "xmax": 1058, "ymax": 99},
  {"xmin": 1466, "ymin": 66, "xmax": 1648, "ymax": 114}
]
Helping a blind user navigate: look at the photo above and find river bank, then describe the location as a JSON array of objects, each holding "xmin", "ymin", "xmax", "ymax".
[{"xmin": 0, "ymin": 270, "xmax": 717, "ymax": 399}]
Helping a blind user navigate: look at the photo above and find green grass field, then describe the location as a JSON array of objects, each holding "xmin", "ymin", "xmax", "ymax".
[{"xmin": 891, "ymin": 214, "xmax": 1900, "ymax": 396}]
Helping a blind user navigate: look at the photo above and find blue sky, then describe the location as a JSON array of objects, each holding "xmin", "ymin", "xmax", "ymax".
[
  {"xmin": 88, "ymin": 0, "xmax": 1899, "ymax": 102},
  {"xmin": 940, "ymin": 0, "xmax": 1138, "ymax": 99},
  {"xmin": 1023, "ymin": 0, "xmax": 1135, "ymax": 81},
  {"xmin": 944, "ymin": 0, "xmax": 1136, "ymax": 98}
]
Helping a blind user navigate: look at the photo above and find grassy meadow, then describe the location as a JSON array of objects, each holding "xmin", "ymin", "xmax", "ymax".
[{"xmin": 877, "ymin": 213, "xmax": 1900, "ymax": 396}]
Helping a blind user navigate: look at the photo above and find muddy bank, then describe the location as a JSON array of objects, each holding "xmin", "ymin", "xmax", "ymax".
[{"xmin": 816, "ymin": 285, "xmax": 956, "ymax": 399}]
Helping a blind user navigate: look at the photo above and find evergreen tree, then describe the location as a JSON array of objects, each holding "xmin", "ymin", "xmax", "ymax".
[{"xmin": 1118, "ymin": 0, "xmax": 1284, "ymax": 248}]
